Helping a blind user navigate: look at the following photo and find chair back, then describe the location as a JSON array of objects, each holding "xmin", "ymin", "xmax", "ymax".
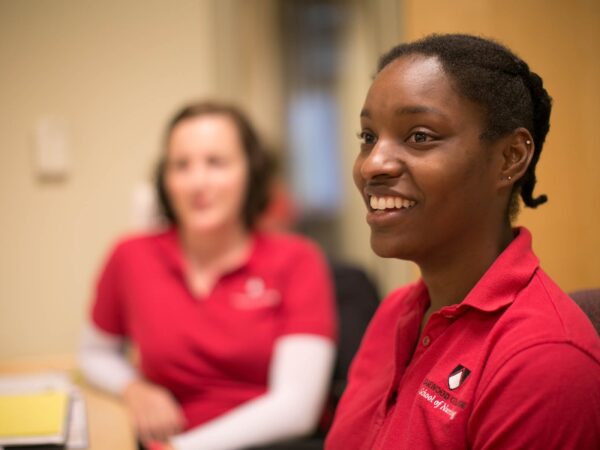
[
  {"xmin": 570, "ymin": 289, "xmax": 600, "ymax": 335},
  {"xmin": 318, "ymin": 263, "xmax": 380, "ymax": 432}
]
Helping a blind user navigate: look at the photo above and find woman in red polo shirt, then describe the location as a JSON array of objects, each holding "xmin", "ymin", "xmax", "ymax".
[
  {"xmin": 326, "ymin": 34, "xmax": 600, "ymax": 449},
  {"xmin": 79, "ymin": 102, "xmax": 337, "ymax": 450}
]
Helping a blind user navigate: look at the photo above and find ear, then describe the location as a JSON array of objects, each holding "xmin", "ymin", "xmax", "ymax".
[{"xmin": 498, "ymin": 127, "xmax": 534, "ymax": 188}]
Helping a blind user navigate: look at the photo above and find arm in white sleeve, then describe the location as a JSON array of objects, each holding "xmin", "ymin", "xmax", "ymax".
[
  {"xmin": 170, "ymin": 334, "xmax": 336, "ymax": 450},
  {"xmin": 78, "ymin": 322, "xmax": 139, "ymax": 395}
]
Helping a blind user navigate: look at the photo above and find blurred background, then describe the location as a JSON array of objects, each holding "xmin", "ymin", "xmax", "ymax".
[{"xmin": 0, "ymin": 0, "xmax": 598, "ymax": 360}]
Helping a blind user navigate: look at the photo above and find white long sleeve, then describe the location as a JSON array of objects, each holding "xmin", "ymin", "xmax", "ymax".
[
  {"xmin": 78, "ymin": 322, "xmax": 139, "ymax": 395},
  {"xmin": 171, "ymin": 334, "xmax": 336, "ymax": 450}
]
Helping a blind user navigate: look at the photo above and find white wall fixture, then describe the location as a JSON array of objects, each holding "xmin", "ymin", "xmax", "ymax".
[
  {"xmin": 130, "ymin": 182, "xmax": 164, "ymax": 231},
  {"xmin": 33, "ymin": 116, "xmax": 71, "ymax": 181}
]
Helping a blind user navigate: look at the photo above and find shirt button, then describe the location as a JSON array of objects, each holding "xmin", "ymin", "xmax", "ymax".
[{"xmin": 422, "ymin": 335, "xmax": 431, "ymax": 347}]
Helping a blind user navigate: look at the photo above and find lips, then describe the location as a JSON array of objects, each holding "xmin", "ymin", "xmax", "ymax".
[{"xmin": 189, "ymin": 194, "xmax": 210, "ymax": 209}]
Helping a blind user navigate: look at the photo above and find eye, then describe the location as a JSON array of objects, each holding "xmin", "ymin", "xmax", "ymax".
[
  {"xmin": 357, "ymin": 130, "xmax": 377, "ymax": 145},
  {"xmin": 168, "ymin": 158, "xmax": 189, "ymax": 171},
  {"xmin": 407, "ymin": 131, "xmax": 434, "ymax": 144},
  {"xmin": 207, "ymin": 155, "xmax": 227, "ymax": 167}
]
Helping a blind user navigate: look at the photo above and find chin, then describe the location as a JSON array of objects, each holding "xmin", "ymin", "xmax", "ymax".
[
  {"xmin": 370, "ymin": 232, "xmax": 416, "ymax": 260},
  {"xmin": 181, "ymin": 218, "xmax": 226, "ymax": 234}
]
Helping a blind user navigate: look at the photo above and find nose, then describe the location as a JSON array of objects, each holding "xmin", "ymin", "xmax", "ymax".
[
  {"xmin": 358, "ymin": 138, "xmax": 404, "ymax": 182},
  {"xmin": 185, "ymin": 160, "xmax": 209, "ymax": 190}
]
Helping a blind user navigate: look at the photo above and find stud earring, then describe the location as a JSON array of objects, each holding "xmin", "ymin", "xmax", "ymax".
[
  {"xmin": 526, "ymin": 140, "xmax": 531, "ymax": 145},
  {"xmin": 507, "ymin": 176, "xmax": 512, "ymax": 181}
]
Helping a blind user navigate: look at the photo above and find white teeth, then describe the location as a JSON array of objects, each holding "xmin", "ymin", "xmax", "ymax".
[
  {"xmin": 369, "ymin": 195, "xmax": 416, "ymax": 211},
  {"xmin": 370, "ymin": 196, "xmax": 378, "ymax": 209}
]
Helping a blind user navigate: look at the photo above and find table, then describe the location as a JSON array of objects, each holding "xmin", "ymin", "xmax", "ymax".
[{"xmin": 0, "ymin": 354, "xmax": 136, "ymax": 450}]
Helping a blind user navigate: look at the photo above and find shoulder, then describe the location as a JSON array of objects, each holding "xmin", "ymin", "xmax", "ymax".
[
  {"xmin": 480, "ymin": 268, "xmax": 600, "ymax": 389},
  {"xmin": 470, "ymin": 341, "xmax": 600, "ymax": 449},
  {"xmin": 495, "ymin": 268, "xmax": 600, "ymax": 363},
  {"xmin": 104, "ymin": 228, "xmax": 173, "ymax": 264},
  {"xmin": 480, "ymin": 340, "xmax": 600, "ymax": 395},
  {"xmin": 532, "ymin": 269, "xmax": 598, "ymax": 341}
]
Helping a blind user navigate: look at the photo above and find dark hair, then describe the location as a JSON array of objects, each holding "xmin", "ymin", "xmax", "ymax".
[
  {"xmin": 378, "ymin": 34, "xmax": 552, "ymax": 216},
  {"xmin": 155, "ymin": 101, "xmax": 274, "ymax": 229}
]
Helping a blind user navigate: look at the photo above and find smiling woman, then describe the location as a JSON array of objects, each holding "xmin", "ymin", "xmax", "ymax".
[{"xmin": 326, "ymin": 34, "xmax": 600, "ymax": 450}]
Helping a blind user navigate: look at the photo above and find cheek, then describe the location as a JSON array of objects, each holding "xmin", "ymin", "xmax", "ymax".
[
  {"xmin": 421, "ymin": 152, "xmax": 492, "ymax": 212},
  {"xmin": 221, "ymin": 165, "xmax": 249, "ymax": 201},
  {"xmin": 164, "ymin": 173, "xmax": 186, "ymax": 201},
  {"xmin": 411, "ymin": 156, "xmax": 450, "ymax": 194}
]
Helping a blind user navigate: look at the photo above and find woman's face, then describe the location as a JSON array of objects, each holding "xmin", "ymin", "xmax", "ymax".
[
  {"xmin": 164, "ymin": 114, "xmax": 249, "ymax": 234},
  {"xmin": 355, "ymin": 55, "xmax": 505, "ymax": 263}
]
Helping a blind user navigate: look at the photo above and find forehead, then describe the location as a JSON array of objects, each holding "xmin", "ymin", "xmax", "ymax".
[
  {"xmin": 168, "ymin": 114, "xmax": 243, "ymax": 152},
  {"xmin": 362, "ymin": 55, "xmax": 481, "ymax": 125},
  {"xmin": 172, "ymin": 114, "xmax": 238, "ymax": 138}
]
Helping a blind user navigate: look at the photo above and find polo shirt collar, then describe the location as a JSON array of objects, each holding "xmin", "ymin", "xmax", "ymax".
[
  {"xmin": 155, "ymin": 227, "xmax": 260, "ymax": 276},
  {"xmin": 155, "ymin": 227, "xmax": 185, "ymax": 273},
  {"xmin": 439, "ymin": 227, "xmax": 539, "ymax": 315}
]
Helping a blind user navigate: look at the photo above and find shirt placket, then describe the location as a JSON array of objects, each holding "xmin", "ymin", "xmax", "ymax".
[
  {"xmin": 371, "ymin": 310, "xmax": 456, "ymax": 449},
  {"xmin": 370, "ymin": 309, "xmax": 425, "ymax": 448}
]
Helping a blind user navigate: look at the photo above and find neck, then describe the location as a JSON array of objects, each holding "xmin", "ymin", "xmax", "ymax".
[{"xmin": 418, "ymin": 223, "xmax": 514, "ymax": 318}]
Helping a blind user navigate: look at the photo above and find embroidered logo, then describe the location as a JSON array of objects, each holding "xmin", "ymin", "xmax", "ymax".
[
  {"xmin": 448, "ymin": 365, "xmax": 471, "ymax": 390},
  {"xmin": 231, "ymin": 277, "xmax": 281, "ymax": 309}
]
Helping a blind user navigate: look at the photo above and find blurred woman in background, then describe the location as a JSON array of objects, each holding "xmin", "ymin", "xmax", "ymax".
[{"xmin": 80, "ymin": 102, "xmax": 337, "ymax": 450}]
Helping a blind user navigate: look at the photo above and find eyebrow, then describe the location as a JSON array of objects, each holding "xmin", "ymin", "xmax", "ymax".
[
  {"xmin": 360, "ymin": 105, "xmax": 448, "ymax": 119},
  {"xmin": 395, "ymin": 105, "xmax": 447, "ymax": 118}
]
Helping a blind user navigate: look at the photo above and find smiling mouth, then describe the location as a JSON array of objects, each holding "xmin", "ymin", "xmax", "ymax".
[{"xmin": 369, "ymin": 195, "xmax": 416, "ymax": 211}]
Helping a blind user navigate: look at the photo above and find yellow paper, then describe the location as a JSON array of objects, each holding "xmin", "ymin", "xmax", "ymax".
[{"xmin": 0, "ymin": 391, "xmax": 68, "ymax": 437}]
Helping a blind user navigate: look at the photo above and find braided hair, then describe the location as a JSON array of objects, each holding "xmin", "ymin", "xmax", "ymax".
[{"xmin": 378, "ymin": 34, "xmax": 552, "ymax": 216}]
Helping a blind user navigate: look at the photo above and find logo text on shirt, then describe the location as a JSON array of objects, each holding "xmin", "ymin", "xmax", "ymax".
[{"xmin": 417, "ymin": 378, "xmax": 467, "ymax": 421}]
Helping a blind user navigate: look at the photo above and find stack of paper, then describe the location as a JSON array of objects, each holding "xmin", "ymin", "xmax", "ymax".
[{"xmin": 0, "ymin": 372, "xmax": 88, "ymax": 450}]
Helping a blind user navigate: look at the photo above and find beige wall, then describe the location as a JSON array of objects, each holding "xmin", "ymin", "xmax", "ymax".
[
  {"xmin": 402, "ymin": 0, "xmax": 600, "ymax": 292},
  {"xmin": 0, "ymin": 0, "xmax": 222, "ymax": 359}
]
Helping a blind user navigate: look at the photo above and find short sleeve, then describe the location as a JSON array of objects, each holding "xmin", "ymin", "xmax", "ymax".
[
  {"xmin": 90, "ymin": 244, "xmax": 128, "ymax": 336},
  {"xmin": 468, "ymin": 342, "xmax": 600, "ymax": 450},
  {"xmin": 278, "ymin": 241, "xmax": 337, "ymax": 341}
]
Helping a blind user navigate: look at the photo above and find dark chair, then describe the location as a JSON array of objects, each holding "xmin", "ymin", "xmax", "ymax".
[
  {"xmin": 570, "ymin": 288, "xmax": 600, "ymax": 335},
  {"xmin": 323, "ymin": 263, "xmax": 381, "ymax": 431},
  {"xmin": 248, "ymin": 263, "xmax": 380, "ymax": 450}
]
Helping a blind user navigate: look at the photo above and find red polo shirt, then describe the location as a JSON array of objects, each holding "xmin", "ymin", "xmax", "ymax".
[
  {"xmin": 91, "ymin": 229, "xmax": 336, "ymax": 429},
  {"xmin": 326, "ymin": 228, "xmax": 600, "ymax": 449}
]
